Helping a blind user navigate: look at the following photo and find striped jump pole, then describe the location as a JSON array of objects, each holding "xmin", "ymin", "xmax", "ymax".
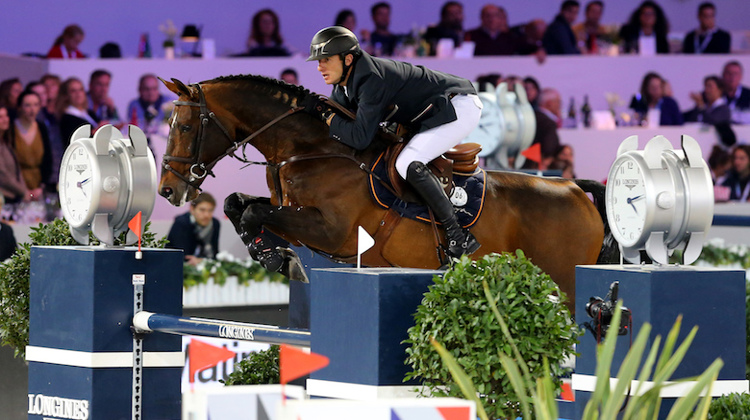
[{"xmin": 133, "ymin": 312, "xmax": 311, "ymax": 347}]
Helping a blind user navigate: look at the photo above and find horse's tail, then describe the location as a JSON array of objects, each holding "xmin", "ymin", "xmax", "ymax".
[{"xmin": 574, "ymin": 179, "xmax": 620, "ymax": 263}]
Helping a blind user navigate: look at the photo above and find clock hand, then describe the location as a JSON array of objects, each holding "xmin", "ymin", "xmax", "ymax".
[
  {"xmin": 626, "ymin": 196, "xmax": 638, "ymax": 214},
  {"xmin": 76, "ymin": 178, "xmax": 91, "ymax": 188}
]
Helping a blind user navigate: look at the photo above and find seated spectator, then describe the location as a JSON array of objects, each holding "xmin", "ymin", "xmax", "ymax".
[
  {"xmin": 0, "ymin": 78, "xmax": 23, "ymax": 119},
  {"xmin": 47, "ymin": 24, "xmax": 85, "ymax": 59},
  {"xmin": 334, "ymin": 9, "xmax": 357, "ymax": 32},
  {"xmin": 722, "ymin": 61, "xmax": 750, "ymax": 123},
  {"xmin": 56, "ymin": 77, "xmax": 97, "ymax": 149},
  {"xmin": 708, "ymin": 144, "xmax": 732, "ymax": 184},
  {"xmin": 539, "ymin": 87, "xmax": 563, "ymax": 128},
  {"xmin": 619, "ymin": 1, "xmax": 670, "ymax": 55},
  {"xmin": 245, "ymin": 9, "xmax": 292, "ymax": 57},
  {"xmin": 531, "ymin": 88, "xmax": 563, "ymax": 169},
  {"xmin": 424, "ymin": 1, "xmax": 465, "ymax": 55},
  {"xmin": 512, "ymin": 19, "xmax": 547, "ymax": 53},
  {"xmin": 167, "ymin": 192, "xmax": 220, "ymax": 265},
  {"xmin": 682, "ymin": 2, "xmax": 730, "ymax": 54},
  {"xmin": 126, "ymin": 74, "xmax": 168, "ymax": 138},
  {"xmin": 99, "ymin": 42, "xmax": 122, "ymax": 58},
  {"xmin": 88, "ymin": 69, "xmax": 123, "ymax": 128},
  {"xmin": 720, "ymin": 145, "xmax": 750, "ymax": 201},
  {"xmin": 368, "ymin": 2, "xmax": 400, "ymax": 56},
  {"xmin": 573, "ymin": 1, "xmax": 606, "ymax": 54},
  {"xmin": 0, "ymin": 208, "xmax": 17, "ymax": 261},
  {"xmin": 542, "ymin": 0, "xmax": 581, "ymax": 55},
  {"xmin": 548, "ymin": 159, "xmax": 576, "ymax": 179},
  {"xmin": 41, "ymin": 74, "xmax": 61, "ymax": 117},
  {"xmin": 0, "ymin": 106, "xmax": 29, "ymax": 204},
  {"xmin": 523, "ymin": 76, "xmax": 541, "ymax": 108},
  {"xmin": 14, "ymin": 91, "xmax": 52, "ymax": 199},
  {"xmin": 25, "ymin": 81, "xmax": 59, "ymax": 187},
  {"xmin": 683, "ymin": 75, "xmax": 731, "ymax": 125},
  {"xmin": 465, "ymin": 5, "xmax": 539, "ymax": 57},
  {"xmin": 280, "ymin": 68, "xmax": 299, "ymax": 85},
  {"xmin": 629, "ymin": 72, "xmax": 683, "ymax": 126},
  {"xmin": 38, "ymin": 75, "xmax": 64, "ymax": 188}
]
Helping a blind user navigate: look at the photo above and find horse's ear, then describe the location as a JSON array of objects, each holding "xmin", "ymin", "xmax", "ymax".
[{"xmin": 159, "ymin": 77, "xmax": 191, "ymax": 97}]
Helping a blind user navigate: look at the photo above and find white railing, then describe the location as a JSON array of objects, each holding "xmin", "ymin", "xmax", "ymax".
[{"xmin": 182, "ymin": 276, "xmax": 289, "ymax": 308}]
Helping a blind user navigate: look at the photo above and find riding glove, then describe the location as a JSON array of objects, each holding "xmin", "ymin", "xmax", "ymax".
[{"xmin": 300, "ymin": 94, "xmax": 333, "ymax": 122}]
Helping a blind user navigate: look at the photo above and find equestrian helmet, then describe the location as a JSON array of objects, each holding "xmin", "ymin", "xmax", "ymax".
[{"xmin": 306, "ymin": 26, "xmax": 361, "ymax": 61}]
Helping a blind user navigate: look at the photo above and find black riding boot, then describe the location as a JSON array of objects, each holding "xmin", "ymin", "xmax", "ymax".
[{"xmin": 406, "ymin": 161, "xmax": 480, "ymax": 258}]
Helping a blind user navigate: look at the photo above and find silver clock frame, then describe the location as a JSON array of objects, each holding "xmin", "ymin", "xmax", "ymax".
[
  {"xmin": 605, "ymin": 134, "xmax": 713, "ymax": 265},
  {"xmin": 60, "ymin": 124, "xmax": 157, "ymax": 246}
]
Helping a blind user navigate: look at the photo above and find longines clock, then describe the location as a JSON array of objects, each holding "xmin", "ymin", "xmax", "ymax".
[
  {"xmin": 605, "ymin": 134, "xmax": 713, "ymax": 265},
  {"xmin": 59, "ymin": 124, "xmax": 157, "ymax": 246}
]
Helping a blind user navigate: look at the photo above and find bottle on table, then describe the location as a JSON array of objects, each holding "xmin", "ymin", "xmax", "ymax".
[{"xmin": 581, "ymin": 95, "xmax": 592, "ymax": 128}]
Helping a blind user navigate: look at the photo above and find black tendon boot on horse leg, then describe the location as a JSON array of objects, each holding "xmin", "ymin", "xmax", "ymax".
[
  {"xmin": 405, "ymin": 161, "xmax": 480, "ymax": 259},
  {"xmin": 224, "ymin": 193, "xmax": 308, "ymax": 283}
]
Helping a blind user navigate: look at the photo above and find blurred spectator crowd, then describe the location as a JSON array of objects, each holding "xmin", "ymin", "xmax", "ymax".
[{"xmin": 2, "ymin": 0, "xmax": 750, "ymax": 223}]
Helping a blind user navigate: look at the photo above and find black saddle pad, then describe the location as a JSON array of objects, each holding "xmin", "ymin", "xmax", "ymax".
[{"xmin": 368, "ymin": 152, "xmax": 486, "ymax": 228}]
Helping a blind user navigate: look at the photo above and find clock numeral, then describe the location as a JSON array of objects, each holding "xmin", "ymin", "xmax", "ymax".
[
  {"xmin": 615, "ymin": 214, "xmax": 620, "ymax": 222},
  {"xmin": 627, "ymin": 161, "xmax": 634, "ymax": 169}
]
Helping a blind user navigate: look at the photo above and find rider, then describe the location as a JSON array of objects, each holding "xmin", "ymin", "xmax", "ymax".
[{"xmin": 303, "ymin": 26, "xmax": 482, "ymax": 258}]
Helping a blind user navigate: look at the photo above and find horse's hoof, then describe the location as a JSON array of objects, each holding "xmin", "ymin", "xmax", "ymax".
[{"xmin": 279, "ymin": 248, "xmax": 309, "ymax": 283}]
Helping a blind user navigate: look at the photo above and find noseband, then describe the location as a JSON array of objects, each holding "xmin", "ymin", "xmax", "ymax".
[{"xmin": 162, "ymin": 83, "xmax": 303, "ymax": 191}]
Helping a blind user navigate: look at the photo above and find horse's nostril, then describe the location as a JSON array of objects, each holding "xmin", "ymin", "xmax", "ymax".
[{"xmin": 160, "ymin": 186, "xmax": 173, "ymax": 199}]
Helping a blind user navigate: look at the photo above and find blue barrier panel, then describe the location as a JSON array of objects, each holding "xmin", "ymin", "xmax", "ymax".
[
  {"xmin": 712, "ymin": 214, "xmax": 750, "ymax": 226},
  {"xmin": 308, "ymin": 267, "xmax": 442, "ymax": 399},
  {"xmin": 574, "ymin": 265, "xmax": 748, "ymax": 419},
  {"xmin": 28, "ymin": 247, "xmax": 184, "ymax": 420},
  {"xmin": 133, "ymin": 312, "xmax": 311, "ymax": 347}
]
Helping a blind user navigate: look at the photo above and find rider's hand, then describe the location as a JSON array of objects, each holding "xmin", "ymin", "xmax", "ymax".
[{"xmin": 300, "ymin": 94, "xmax": 332, "ymax": 122}]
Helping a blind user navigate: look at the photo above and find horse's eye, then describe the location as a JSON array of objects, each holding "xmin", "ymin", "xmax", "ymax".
[{"xmin": 180, "ymin": 125, "xmax": 191, "ymax": 132}]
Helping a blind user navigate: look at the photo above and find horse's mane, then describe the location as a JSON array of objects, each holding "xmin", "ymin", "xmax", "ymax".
[{"xmin": 203, "ymin": 74, "xmax": 313, "ymax": 103}]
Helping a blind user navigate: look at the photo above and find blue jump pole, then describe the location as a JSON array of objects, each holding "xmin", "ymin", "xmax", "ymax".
[{"xmin": 133, "ymin": 312, "xmax": 311, "ymax": 347}]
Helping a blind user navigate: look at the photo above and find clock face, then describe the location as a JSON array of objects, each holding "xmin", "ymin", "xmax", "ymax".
[
  {"xmin": 60, "ymin": 142, "xmax": 96, "ymax": 227},
  {"xmin": 607, "ymin": 157, "xmax": 648, "ymax": 247}
]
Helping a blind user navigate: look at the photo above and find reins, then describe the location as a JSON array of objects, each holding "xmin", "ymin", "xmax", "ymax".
[{"xmin": 163, "ymin": 83, "xmax": 398, "ymax": 200}]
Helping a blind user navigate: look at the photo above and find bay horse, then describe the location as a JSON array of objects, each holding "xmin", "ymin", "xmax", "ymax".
[{"xmin": 157, "ymin": 75, "xmax": 613, "ymax": 312}]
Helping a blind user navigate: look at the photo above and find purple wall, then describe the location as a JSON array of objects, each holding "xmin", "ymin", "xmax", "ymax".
[{"xmin": 2, "ymin": 0, "xmax": 749, "ymax": 59}]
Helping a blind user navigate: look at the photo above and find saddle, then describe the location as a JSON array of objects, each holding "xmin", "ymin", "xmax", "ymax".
[{"xmin": 384, "ymin": 140, "xmax": 482, "ymax": 203}]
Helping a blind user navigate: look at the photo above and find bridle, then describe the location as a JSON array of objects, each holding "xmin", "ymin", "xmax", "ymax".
[{"xmin": 162, "ymin": 83, "xmax": 303, "ymax": 192}]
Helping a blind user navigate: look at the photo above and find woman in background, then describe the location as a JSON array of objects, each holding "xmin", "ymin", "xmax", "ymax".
[
  {"xmin": 629, "ymin": 72, "xmax": 683, "ymax": 126},
  {"xmin": 721, "ymin": 145, "xmax": 750, "ymax": 202},
  {"xmin": 0, "ymin": 105, "xmax": 29, "ymax": 204},
  {"xmin": 56, "ymin": 78, "xmax": 96, "ymax": 149},
  {"xmin": 619, "ymin": 1, "xmax": 670, "ymax": 55},
  {"xmin": 14, "ymin": 91, "xmax": 51, "ymax": 199},
  {"xmin": 246, "ymin": 9, "xmax": 292, "ymax": 57},
  {"xmin": 0, "ymin": 78, "xmax": 23, "ymax": 119},
  {"xmin": 47, "ymin": 24, "xmax": 85, "ymax": 59}
]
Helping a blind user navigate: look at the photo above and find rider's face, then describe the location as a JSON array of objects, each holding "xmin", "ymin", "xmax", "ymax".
[
  {"xmin": 317, "ymin": 55, "xmax": 344, "ymax": 85},
  {"xmin": 317, "ymin": 54, "xmax": 353, "ymax": 85}
]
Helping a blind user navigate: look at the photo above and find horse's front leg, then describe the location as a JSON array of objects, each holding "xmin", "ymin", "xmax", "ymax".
[{"xmin": 224, "ymin": 193, "xmax": 337, "ymax": 283}]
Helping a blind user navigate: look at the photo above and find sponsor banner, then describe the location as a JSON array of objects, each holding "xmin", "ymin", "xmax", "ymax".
[{"xmin": 181, "ymin": 336, "xmax": 270, "ymax": 392}]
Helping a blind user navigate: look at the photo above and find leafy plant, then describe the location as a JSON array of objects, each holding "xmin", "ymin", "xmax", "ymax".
[
  {"xmin": 404, "ymin": 251, "xmax": 580, "ymax": 419},
  {"xmin": 708, "ymin": 392, "xmax": 750, "ymax": 419},
  {"xmin": 182, "ymin": 251, "xmax": 287, "ymax": 288},
  {"xmin": 221, "ymin": 345, "xmax": 280, "ymax": 386},
  {"xmin": 0, "ymin": 219, "xmax": 166, "ymax": 358},
  {"xmin": 434, "ymin": 295, "xmax": 722, "ymax": 420}
]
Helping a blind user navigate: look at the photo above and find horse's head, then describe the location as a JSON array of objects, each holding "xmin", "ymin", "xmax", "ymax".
[{"xmin": 158, "ymin": 77, "xmax": 233, "ymax": 206}]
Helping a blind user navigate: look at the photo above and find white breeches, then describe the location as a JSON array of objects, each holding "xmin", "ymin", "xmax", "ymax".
[{"xmin": 395, "ymin": 94, "xmax": 483, "ymax": 179}]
